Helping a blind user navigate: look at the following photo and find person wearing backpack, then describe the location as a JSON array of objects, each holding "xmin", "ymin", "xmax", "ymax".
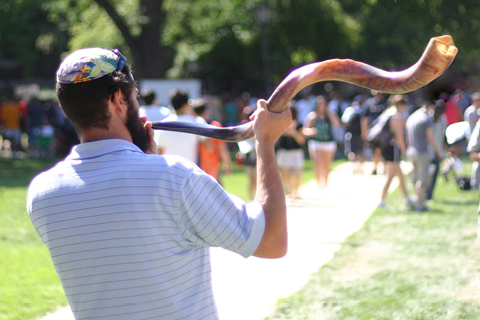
[
  {"xmin": 377, "ymin": 96, "xmax": 415, "ymax": 209},
  {"xmin": 342, "ymin": 95, "xmax": 366, "ymax": 174},
  {"xmin": 362, "ymin": 91, "xmax": 389, "ymax": 175}
]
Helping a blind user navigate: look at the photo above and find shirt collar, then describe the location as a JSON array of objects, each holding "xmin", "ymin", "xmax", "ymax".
[{"xmin": 66, "ymin": 139, "xmax": 143, "ymax": 160}]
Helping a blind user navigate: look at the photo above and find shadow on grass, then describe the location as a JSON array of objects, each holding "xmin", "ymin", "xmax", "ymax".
[{"xmin": 436, "ymin": 198, "xmax": 478, "ymax": 206}]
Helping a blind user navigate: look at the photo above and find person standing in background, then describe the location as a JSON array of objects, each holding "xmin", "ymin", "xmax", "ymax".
[
  {"xmin": 405, "ymin": 102, "xmax": 443, "ymax": 211},
  {"xmin": 276, "ymin": 105, "xmax": 305, "ymax": 201},
  {"xmin": 378, "ymin": 96, "xmax": 415, "ymax": 209},
  {"xmin": 463, "ymin": 92, "xmax": 480, "ymax": 133},
  {"xmin": 0, "ymin": 97, "xmax": 22, "ymax": 152},
  {"xmin": 295, "ymin": 91, "xmax": 316, "ymax": 126},
  {"xmin": 362, "ymin": 91, "xmax": 389, "ymax": 175},
  {"xmin": 156, "ymin": 89, "xmax": 206, "ymax": 164},
  {"xmin": 193, "ymin": 98, "xmax": 232, "ymax": 184},
  {"xmin": 139, "ymin": 88, "xmax": 171, "ymax": 123},
  {"xmin": 426, "ymin": 100, "xmax": 447, "ymax": 200},
  {"xmin": 440, "ymin": 92, "xmax": 462, "ymax": 126},
  {"xmin": 25, "ymin": 97, "xmax": 45, "ymax": 153},
  {"xmin": 342, "ymin": 95, "xmax": 366, "ymax": 174},
  {"xmin": 464, "ymin": 92, "xmax": 480, "ymax": 190},
  {"xmin": 303, "ymin": 95, "xmax": 341, "ymax": 195}
]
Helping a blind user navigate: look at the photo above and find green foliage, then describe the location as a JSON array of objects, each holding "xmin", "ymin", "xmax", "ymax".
[
  {"xmin": 45, "ymin": 0, "xmax": 131, "ymax": 58},
  {"xmin": 0, "ymin": 0, "xmax": 68, "ymax": 80},
  {"xmin": 340, "ymin": 0, "xmax": 480, "ymax": 72},
  {"xmin": 4, "ymin": 0, "xmax": 480, "ymax": 93}
]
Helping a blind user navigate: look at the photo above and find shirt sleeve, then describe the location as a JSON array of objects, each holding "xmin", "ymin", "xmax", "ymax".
[{"xmin": 175, "ymin": 165, "xmax": 265, "ymax": 258}]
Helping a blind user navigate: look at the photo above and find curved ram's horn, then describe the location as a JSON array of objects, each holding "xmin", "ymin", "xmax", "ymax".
[{"xmin": 152, "ymin": 35, "xmax": 457, "ymax": 142}]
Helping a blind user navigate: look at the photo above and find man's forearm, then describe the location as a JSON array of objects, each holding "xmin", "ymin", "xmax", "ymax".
[{"xmin": 253, "ymin": 141, "xmax": 288, "ymax": 258}]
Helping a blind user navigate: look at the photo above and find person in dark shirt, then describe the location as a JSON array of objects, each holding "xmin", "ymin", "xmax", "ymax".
[
  {"xmin": 361, "ymin": 91, "xmax": 389, "ymax": 175},
  {"xmin": 276, "ymin": 105, "xmax": 305, "ymax": 200}
]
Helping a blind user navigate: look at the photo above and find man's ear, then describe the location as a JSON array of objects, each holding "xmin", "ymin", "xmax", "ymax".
[{"xmin": 111, "ymin": 90, "xmax": 127, "ymax": 115}]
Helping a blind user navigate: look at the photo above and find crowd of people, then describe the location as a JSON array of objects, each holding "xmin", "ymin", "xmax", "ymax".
[
  {"xmin": 275, "ymin": 88, "xmax": 479, "ymax": 212},
  {"xmin": 0, "ymin": 96, "xmax": 78, "ymax": 158},
  {"xmin": 5, "ymin": 83, "xmax": 480, "ymax": 212},
  {"xmin": 154, "ymin": 87, "xmax": 476, "ymax": 211}
]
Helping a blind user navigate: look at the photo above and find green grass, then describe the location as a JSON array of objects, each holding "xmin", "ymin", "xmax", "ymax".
[
  {"xmin": 0, "ymin": 159, "xmax": 68, "ymax": 320},
  {"xmin": 266, "ymin": 164, "xmax": 480, "ymax": 320}
]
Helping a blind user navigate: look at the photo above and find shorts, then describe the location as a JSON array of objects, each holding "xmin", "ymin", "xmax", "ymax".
[
  {"xmin": 381, "ymin": 144, "xmax": 400, "ymax": 162},
  {"xmin": 407, "ymin": 150, "xmax": 431, "ymax": 187},
  {"xmin": 277, "ymin": 149, "xmax": 304, "ymax": 169},
  {"xmin": 308, "ymin": 140, "xmax": 337, "ymax": 152}
]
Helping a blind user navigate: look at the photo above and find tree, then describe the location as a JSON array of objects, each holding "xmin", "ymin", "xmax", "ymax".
[
  {"xmin": 340, "ymin": 0, "xmax": 480, "ymax": 86},
  {"xmin": 47, "ymin": 0, "xmax": 360, "ymax": 95},
  {"xmin": 95, "ymin": 0, "xmax": 170, "ymax": 78},
  {"xmin": 173, "ymin": 0, "xmax": 361, "ymax": 95},
  {"xmin": 47, "ymin": 0, "xmax": 171, "ymax": 79},
  {"xmin": 0, "ymin": 0, "xmax": 68, "ymax": 81}
]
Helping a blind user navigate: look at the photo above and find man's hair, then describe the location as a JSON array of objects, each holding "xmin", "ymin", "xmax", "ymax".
[
  {"xmin": 170, "ymin": 89, "xmax": 189, "ymax": 111},
  {"xmin": 141, "ymin": 88, "xmax": 156, "ymax": 105},
  {"xmin": 193, "ymin": 98, "xmax": 207, "ymax": 116},
  {"xmin": 56, "ymin": 64, "xmax": 135, "ymax": 134}
]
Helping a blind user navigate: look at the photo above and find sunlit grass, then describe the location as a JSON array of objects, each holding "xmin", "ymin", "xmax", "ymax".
[
  {"xmin": 0, "ymin": 159, "xmax": 68, "ymax": 320},
  {"xmin": 266, "ymin": 163, "xmax": 480, "ymax": 320}
]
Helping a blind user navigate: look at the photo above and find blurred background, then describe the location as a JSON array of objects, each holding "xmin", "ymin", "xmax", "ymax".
[
  {"xmin": 1, "ymin": 0, "xmax": 479, "ymax": 97},
  {"xmin": 0, "ymin": 0, "xmax": 479, "ymax": 158}
]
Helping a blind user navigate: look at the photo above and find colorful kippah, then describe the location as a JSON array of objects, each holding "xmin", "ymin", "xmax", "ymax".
[{"xmin": 56, "ymin": 48, "xmax": 127, "ymax": 84}]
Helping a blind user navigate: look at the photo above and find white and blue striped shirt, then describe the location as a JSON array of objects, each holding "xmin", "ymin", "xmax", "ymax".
[{"xmin": 27, "ymin": 139, "xmax": 265, "ymax": 320}]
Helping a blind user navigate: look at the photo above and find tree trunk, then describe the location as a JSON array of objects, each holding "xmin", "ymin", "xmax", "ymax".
[{"xmin": 94, "ymin": 0, "xmax": 166, "ymax": 79}]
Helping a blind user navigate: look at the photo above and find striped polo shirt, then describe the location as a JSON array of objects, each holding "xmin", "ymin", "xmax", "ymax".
[{"xmin": 27, "ymin": 139, "xmax": 265, "ymax": 320}]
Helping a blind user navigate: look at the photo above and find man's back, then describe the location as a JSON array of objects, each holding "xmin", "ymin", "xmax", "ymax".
[{"xmin": 27, "ymin": 139, "xmax": 264, "ymax": 320}]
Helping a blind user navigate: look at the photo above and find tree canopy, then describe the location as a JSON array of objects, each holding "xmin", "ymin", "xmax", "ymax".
[{"xmin": 1, "ymin": 0, "xmax": 480, "ymax": 96}]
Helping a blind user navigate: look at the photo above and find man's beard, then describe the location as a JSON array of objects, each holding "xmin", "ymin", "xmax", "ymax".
[{"xmin": 125, "ymin": 97, "xmax": 149, "ymax": 152}]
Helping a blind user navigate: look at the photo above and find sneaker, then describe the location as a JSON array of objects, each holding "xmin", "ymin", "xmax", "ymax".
[
  {"xmin": 415, "ymin": 205, "xmax": 430, "ymax": 212},
  {"xmin": 407, "ymin": 196, "xmax": 416, "ymax": 210},
  {"xmin": 378, "ymin": 200, "xmax": 390, "ymax": 210}
]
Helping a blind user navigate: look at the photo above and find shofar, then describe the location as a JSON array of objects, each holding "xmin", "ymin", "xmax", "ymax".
[{"xmin": 152, "ymin": 35, "xmax": 457, "ymax": 142}]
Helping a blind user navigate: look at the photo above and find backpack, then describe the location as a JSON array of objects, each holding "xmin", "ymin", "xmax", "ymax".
[
  {"xmin": 347, "ymin": 112, "xmax": 362, "ymax": 136},
  {"xmin": 367, "ymin": 109, "xmax": 394, "ymax": 149}
]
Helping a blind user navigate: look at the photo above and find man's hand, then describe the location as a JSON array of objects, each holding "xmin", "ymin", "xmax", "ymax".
[
  {"xmin": 140, "ymin": 115, "xmax": 158, "ymax": 155},
  {"xmin": 250, "ymin": 99, "xmax": 292, "ymax": 146}
]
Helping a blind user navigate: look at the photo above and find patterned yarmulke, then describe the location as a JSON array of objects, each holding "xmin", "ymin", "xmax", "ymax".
[{"xmin": 56, "ymin": 48, "xmax": 126, "ymax": 84}]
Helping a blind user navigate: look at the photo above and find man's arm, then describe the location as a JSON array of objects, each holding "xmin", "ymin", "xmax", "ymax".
[{"xmin": 251, "ymin": 100, "xmax": 292, "ymax": 258}]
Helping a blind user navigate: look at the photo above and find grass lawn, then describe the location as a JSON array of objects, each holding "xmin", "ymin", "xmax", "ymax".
[
  {"xmin": 266, "ymin": 164, "xmax": 480, "ymax": 319},
  {"xmin": 0, "ymin": 159, "xmax": 67, "ymax": 320}
]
